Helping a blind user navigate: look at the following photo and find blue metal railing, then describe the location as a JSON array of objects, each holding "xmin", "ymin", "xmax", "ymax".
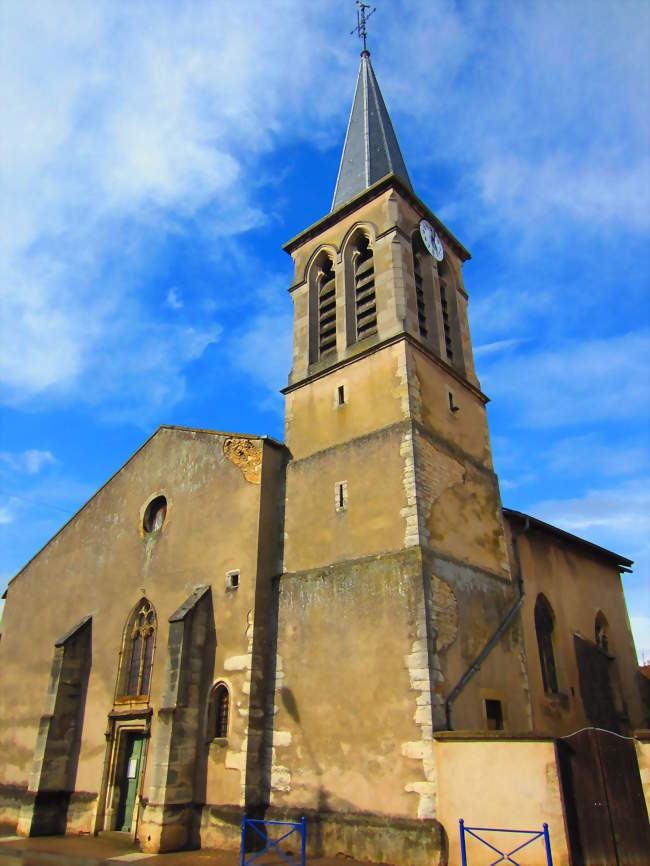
[
  {"xmin": 459, "ymin": 818, "xmax": 553, "ymax": 866},
  {"xmin": 240, "ymin": 814, "xmax": 306, "ymax": 866}
]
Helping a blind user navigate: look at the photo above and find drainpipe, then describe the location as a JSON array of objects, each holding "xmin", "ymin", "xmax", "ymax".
[{"xmin": 445, "ymin": 516, "xmax": 530, "ymax": 730}]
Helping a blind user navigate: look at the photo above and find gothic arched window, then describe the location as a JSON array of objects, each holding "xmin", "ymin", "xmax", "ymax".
[
  {"xmin": 208, "ymin": 683, "xmax": 230, "ymax": 739},
  {"xmin": 534, "ymin": 594, "xmax": 558, "ymax": 694},
  {"xmin": 117, "ymin": 598, "xmax": 157, "ymax": 700}
]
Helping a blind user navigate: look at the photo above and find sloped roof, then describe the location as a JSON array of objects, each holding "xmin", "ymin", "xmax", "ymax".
[
  {"xmin": 503, "ymin": 508, "xmax": 633, "ymax": 572},
  {"xmin": 331, "ymin": 51, "xmax": 413, "ymax": 211}
]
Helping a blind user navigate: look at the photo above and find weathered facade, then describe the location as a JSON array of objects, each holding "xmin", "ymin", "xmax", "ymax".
[{"xmin": 1, "ymin": 49, "xmax": 648, "ymax": 866}]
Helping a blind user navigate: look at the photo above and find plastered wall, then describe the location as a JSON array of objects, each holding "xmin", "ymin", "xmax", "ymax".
[{"xmin": 434, "ymin": 736, "xmax": 569, "ymax": 866}]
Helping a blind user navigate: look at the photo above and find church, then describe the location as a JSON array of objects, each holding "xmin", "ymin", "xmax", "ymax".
[{"xmin": 1, "ymin": 38, "xmax": 648, "ymax": 866}]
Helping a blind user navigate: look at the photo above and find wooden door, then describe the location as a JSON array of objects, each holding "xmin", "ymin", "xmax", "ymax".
[
  {"xmin": 116, "ymin": 732, "xmax": 144, "ymax": 833},
  {"xmin": 557, "ymin": 728, "xmax": 650, "ymax": 866}
]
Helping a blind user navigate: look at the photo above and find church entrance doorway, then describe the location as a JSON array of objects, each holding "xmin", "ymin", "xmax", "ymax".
[
  {"xmin": 115, "ymin": 732, "xmax": 145, "ymax": 833},
  {"xmin": 96, "ymin": 717, "xmax": 150, "ymax": 837}
]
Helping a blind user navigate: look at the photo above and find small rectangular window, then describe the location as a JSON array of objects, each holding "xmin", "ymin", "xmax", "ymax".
[
  {"xmin": 485, "ymin": 699, "xmax": 503, "ymax": 730},
  {"xmin": 448, "ymin": 391, "xmax": 459, "ymax": 413},
  {"xmin": 226, "ymin": 571, "xmax": 240, "ymax": 590},
  {"xmin": 338, "ymin": 385, "xmax": 345, "ymax": 405}
]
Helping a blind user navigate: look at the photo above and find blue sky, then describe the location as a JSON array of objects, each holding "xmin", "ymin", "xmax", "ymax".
[{"xmin": 1, "ymin": 0, "xmax": 649, "ymax": 658}]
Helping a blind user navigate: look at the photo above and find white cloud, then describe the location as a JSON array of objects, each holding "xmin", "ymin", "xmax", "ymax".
[
  {"xmin": 530, "ymin": 478, "xmax": 650, "ymax": 654},
  {"xmin": 166, "ymin": 288, "xmax": 183, "ymax": 311},
  {"xmin": 227, "ymin": 274, "xmax": 292, "ymax": 413},
  {"xmin": 546, "ymin": 434, "xmax": 650, "ymax": 479},
  {"xmin": 0, "ymin": 449, "xmax": 57, "ymax": 475},
  {"xmin": 474, "ymin": 338, "xmax": 524, "ymax": 358},
  {"xmin": 0, "ymin": 507, "xmax": 13, "ymax": 526},
  {"xmin": 385, "ymin": 0, "xmax": 650, "ymax": 237},
  {"xmin": 483, "ymin": 330, "xmax": 650, "ymax": 428},
  {"xmin": 533, "ymin": 479, "xmax": 650, "ymax": 539},
  {"xmin": 1, "ymin": 0, "xmax": 648, "ymax": 420},
  {"xmin": 0, "ymin": 2, "xmax": 350, "ymax": 413}
]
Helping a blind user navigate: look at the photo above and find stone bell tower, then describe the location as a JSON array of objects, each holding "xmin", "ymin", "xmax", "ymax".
[{"xmin": 270, "ymin": 45, "xmax": 530, "ymax": 849}]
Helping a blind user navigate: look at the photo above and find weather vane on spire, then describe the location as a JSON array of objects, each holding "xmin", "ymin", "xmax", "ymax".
[{"xmin": 351, "ymin": 0, "xmax": 376, "ymax": 54}]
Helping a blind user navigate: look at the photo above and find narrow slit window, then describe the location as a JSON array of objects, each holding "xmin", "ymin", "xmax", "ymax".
[
  {"xmin": 354, "ymin": 236, "xmax": 376, "ymax": 341},
  {"xmin": 338, "ymin": 483, "xmax": 344, "ymax": 508},
  {"xmin": 338, "ymin": 385, "xmax": 345, "ymax": 405},
  {"xmin": 318, "ymin": 257, "xmax": 337, "ymax": 357},
  {"xmin": 535, "ymin": 594, "xmax": 559, "ymax": 694},
  {"xmin": 213, "ymin": 684, "xmax": 229, "ymax": 738}
]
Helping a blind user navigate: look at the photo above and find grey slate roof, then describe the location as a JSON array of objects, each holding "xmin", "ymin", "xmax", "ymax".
[{"xmin": 332, "ymin": 51, "xmax": 413, "ymax": 212}]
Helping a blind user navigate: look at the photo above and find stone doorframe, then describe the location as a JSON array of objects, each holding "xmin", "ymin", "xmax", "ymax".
[{"xmin": 94, "ymin": 708, "xmax": 152, "ymax": 839}]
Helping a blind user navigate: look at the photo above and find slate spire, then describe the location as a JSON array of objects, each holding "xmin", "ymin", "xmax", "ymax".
[{"xmin": 331, "ymin": 50, "xmax": 413, "ymax": 212}]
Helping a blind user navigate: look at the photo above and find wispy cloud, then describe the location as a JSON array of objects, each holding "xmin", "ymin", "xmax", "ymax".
[
  {"xmin": 546, "ymin": 434, "xmax": 650, "ymax": 479},
  {"xmin": 165, "ymin": 288, "xmax": 183, "ymax": 311},
  {"xmin": 474, "ymin": 338, "xmax": 524, "ymax": 358},
  {"xmin": 0, "ymin": 449, "xmax": 57, "ymax": 475},
  {"xmin": 0, "ymin": 2, "xmax": 349, "ymax": 415},
  {"xmin": 483, "ymin": 330, "xmax": 650, "ymax": 428},
  {"xmin": 0, "ymin": 507, "xmax": 13, "ymax": 526}
]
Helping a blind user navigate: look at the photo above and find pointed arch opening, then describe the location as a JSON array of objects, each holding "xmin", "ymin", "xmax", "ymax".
[
  {"xmin": 595, "ymin": 610, "xmax": 611, "ymax": 653},
  {"xmin": 116, "ymin": 598, "xmax": 157, "ymax": 702},
  {"xmin": 207, "ymin": 682, "xmax": 230, "ymax": 740},
  {"xmin": 343, "ymin": 229, "xmax": 377, "ymax": 346},
  {"xmin": 308, "ymin": 250, "xmax": 338, "ymax": 363},
  {"xmin": 534, "ymin": 593, "xmax": 558, "ymax": 694}
]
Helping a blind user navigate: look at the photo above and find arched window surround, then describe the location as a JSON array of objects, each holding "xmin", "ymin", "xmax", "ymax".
[
  {"xmin": 115, "ymin": 597, "xmax": 157, "ymax": 703},
  {"xmin": 307, "ymin": 247, "xmax": 339, "ymax": 365},
  {"xmin": 343, "ymin": 227, "xmax": 377, "ymax": 347},
  {"xmin": 435, "ymin": 258, "xmax": 465, "ymax": 371},
  {"xmin": 534, "ymin": 593, "xmax": 559, "ymax": 695},
  {"xmin": 410, "ymin": 229, "xmax": 440, "ymax": 350},
  {"xmin": 207, "ymin": 681, "xmax": 231, "ymax": 741},
  {"xmin": 595, "ymin": 610, "xmax": 611, "ymax": 653}
]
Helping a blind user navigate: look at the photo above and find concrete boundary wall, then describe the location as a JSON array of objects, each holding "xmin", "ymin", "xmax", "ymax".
[{"xmin": 434, "ymin": 734, "xmax": 569, "ymax": 866}]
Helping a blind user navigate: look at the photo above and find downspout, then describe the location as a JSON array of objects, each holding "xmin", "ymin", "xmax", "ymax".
[{"xmin": 445, "ymin": 516, "xmax": 530, "ymax": 730}]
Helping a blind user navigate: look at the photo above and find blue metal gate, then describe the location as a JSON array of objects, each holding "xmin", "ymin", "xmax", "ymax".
[
  {"xmin": 459, "ymin": 818, "xmax": 553, "ymax": 866},
  {"xmin": 240, "ymin": 814, "xmax": 306, "ymax": 866}
]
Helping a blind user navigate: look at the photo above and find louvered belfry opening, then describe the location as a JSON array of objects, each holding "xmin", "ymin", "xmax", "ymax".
[
  {"xmin": 439, "ymin": 280, "xmax": 454, "ymax": 362},
  {"xmin": 318, "ymin": 256, "xmax": 337, "ymax": 357},
  {"xmin": 412, "ymin": 236, "xmax": 428, "ymax": 339},
  {"xmin": 414, "ymin": 254, "xmax": 427, "ymax": 338},
  {"xmin": 354, "ymin": 235, "xmax": 377, "ymax": 340}
]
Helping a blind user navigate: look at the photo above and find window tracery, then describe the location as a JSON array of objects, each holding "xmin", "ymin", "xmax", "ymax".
[{"xmin": 118, "ymin": 598, "xmax": 156, "ymax": 700}]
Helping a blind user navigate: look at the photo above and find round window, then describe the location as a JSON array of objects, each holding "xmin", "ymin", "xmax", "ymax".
[{"xmin": 143, "ymin": 496, "xmax": 167, "ymax": 534}]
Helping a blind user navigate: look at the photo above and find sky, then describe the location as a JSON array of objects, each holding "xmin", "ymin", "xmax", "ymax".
[{"xmin": 1, "ymin": 0, "xmax": 649, "ymax": 658}]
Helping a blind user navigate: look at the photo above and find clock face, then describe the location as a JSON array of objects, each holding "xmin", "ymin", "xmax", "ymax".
[{"xmin": 419, "ymin": 219, "xmax": 444, "ymax": 261}]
